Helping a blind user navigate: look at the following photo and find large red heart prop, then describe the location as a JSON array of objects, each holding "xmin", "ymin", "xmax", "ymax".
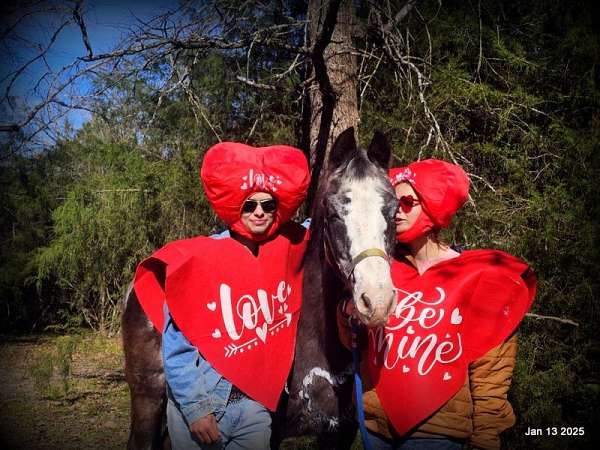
[
  {"xmin": 367, "ymin": 250, "xmax": 536, "ymax": 436},
  {"xmin": 134, "ymin": 223, "xmax": 308, "ymax": 411},
  {"xmin": 201, "ymin": 142, "xmax": 309, "ymax": 241}
]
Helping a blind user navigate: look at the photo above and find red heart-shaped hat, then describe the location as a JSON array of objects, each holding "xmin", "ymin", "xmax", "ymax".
[
  {"xmin": 389, "ymin": 159, "xmax": 470, "ymax": 229},
  {"xmin": 200, "ymin": 142, "xmax": 309, "ymax": 240}
]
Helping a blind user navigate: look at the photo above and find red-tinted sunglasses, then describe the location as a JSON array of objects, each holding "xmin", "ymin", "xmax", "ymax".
[
  {"xmin": 398, "ymin": 195, "xmax": 420, "ymax": 213},
  {"xmin": 241, "ymin": 198, "xmax": 277, "ymax": 214}
]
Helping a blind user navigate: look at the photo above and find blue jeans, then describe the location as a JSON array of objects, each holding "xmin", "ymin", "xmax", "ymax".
[
  {"xmin": 167, "ymin": 397, "xmax": 272, "ymax": 450},
  {"xmin": 367, "ymin": 430, "xmax": 464, "ymax": 450}
]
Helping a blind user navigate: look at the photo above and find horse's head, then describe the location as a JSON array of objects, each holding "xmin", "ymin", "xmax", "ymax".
[{"xmin": 319, "ymin": 128, "xmax": 397, "ymax": 326}]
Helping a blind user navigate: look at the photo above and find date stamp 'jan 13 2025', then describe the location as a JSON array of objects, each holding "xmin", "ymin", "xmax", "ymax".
[{"xmin": 524, "ymin": 427, "xmax": 585, "ymax": 437}]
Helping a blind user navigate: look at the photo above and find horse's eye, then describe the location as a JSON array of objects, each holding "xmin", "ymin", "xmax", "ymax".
[{"xmin": 328, "ymin": 210, "xmax": 343, "ymax": 221}]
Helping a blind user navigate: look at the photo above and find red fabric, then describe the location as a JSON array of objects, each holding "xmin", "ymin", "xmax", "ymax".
[
  {"xmin": 134, "ymin": 222, "xmax": 309, "ymax": 411},
  {"xmin": 200, "ymin": 142, "xmax": 309, "ymax": 240},
  {"xmin": 389, "ymin": 160, "xmax": 470, "ymax": 233},
  {"xmin": 394, "ymin": 211, "xmax": 435, "ymax": 243},
  {"xmin": 367, "ymin": 249, "xmax": 536, "ymax": 436}
]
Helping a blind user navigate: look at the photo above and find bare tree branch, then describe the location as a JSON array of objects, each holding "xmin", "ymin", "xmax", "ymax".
[
  {"xmin": 235, "ymin": 75, "xmax": 280, "ymax": 91},
  {"xmin": 0, "ymin": 124, "xmax": 20, "ymax": 132},
  {"xmin": 72, "ymin": 0, "xmax": 93, "ymax": 58},
  {"xmin": 525, "ymin": 313, "xmax": 580, "ymax": 328},
  {"xmin": 382, "ymin": 0, "xmax": 418, "ymax": 33},
  {"xmin": 3, "ymin": 20, "xmax": 71, "ymax": 109},
  {"xmin": 1, "ymin": 0, "xmax": 315, "ymax": 148}
]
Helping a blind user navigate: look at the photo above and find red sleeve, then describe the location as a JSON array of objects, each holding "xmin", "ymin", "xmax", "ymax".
[{"xmin": 133, "ymin": 241, "xmax": 191, "ymax": 332}]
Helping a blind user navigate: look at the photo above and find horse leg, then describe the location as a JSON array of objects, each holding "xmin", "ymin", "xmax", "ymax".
[
  {"xmin": 122, "ymin": 285, "xmax": 168, "ymax": 450},
  {"xmin": 316, "ymin": 419, "xmax": 357, "ymax": 450},
  {"xmin": 314, "ymin": 379, "xmax": 357, "ymax": 450},
  {"xmin": 127, "ymin": 380, "xmax": 167, "ymax": 450}
]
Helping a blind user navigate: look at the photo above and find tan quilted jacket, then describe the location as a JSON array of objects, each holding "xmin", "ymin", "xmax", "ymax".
[{"xmin": 337, "ymin": 307, "xmax": 518, "ymax": 450}]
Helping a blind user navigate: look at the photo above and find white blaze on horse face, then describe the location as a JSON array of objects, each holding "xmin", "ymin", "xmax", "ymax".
[{"xmin": 343, "ymin": 177, "xmax": 396, "ymax": 326}]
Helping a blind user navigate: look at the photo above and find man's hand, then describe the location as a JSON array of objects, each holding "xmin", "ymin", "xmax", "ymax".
[{"xmin": 189, "ymin": 413, "xmax": 221, "ymax": 444}]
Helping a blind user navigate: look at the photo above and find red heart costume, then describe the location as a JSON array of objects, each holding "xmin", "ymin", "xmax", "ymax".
[
  {"xmin": 367, "ymin": 249, "xmax": 536, "ymax": 435},
  {"xmin": 358, "ymin": 159, "xmax": 536, "ymax": 437},
  {"xmin": 134, "ymin": 142, "xmax": 310, "ymax": 411}
]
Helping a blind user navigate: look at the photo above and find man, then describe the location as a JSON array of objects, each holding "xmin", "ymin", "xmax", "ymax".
[{"xmin": 133, "ymin": 142, "xmax": 310, "ymax": 449}]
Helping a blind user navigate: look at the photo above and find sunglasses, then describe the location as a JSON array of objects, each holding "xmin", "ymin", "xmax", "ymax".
[
  {"xmin": 398, "ymin": 195, "xmax": 420, "ymax": 213},
  {"xmin": 241, "ymin": 198, "xmax": 277, "ymax": 214}
]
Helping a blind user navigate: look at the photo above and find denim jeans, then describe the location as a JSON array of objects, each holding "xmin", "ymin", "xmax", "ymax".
[
  {"xmin": 167, "ymin": 396, "xmax": 272, "ymax": 450},
  {"xmin": 367, "ymin": 430, "xmax": 464, "ymax": 450}
]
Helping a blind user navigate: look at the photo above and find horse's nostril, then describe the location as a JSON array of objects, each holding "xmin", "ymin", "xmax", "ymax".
[{"xmin": 361, "ymin": 292, "xmax": 374, "ymax": 316}]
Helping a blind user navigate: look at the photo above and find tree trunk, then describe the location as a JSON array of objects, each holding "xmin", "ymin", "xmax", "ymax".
[{"xmin": 306, "ymin": 0, "xmax": 359, "ymax": 206}]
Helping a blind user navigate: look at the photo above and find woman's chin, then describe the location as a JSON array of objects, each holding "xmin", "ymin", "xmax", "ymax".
[{"xmin": 395, "ymin": 224, "xmax": 408, "ymax": 234}]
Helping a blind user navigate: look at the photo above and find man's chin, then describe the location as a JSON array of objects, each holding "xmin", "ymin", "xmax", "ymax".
[{"xmin": 249, "ymin": 224, "xmax": 272, "ymax": 236}]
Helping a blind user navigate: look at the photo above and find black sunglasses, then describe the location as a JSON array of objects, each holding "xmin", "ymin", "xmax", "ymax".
[{"xmin": 241, "ymin": 198, "xmax": 277, "ymax": 214}]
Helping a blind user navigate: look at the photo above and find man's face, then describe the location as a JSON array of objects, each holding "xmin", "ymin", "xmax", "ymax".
[{"xmin": 240, "ymin": 192, "xmax": 276, "ymax": 236}]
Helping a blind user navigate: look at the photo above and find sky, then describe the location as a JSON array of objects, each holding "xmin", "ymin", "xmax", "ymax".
[{"xmin": 1, "ymin": 0, "xmax": 179, "ymax": 136}]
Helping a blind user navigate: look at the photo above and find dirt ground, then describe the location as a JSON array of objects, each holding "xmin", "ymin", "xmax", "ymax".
[
  {"xmin": 0, "ymin": 333, "xmax": 343, "ymax": 450},
  {"xmin": 0, "ymin": 333, "xmax": 130, "ymax": 450}
]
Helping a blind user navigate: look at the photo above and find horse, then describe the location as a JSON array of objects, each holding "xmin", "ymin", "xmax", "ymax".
[
  {"xmin": 275, "ymin": 128, "xmax": 398, "ymax": 448},
  {"xmin": 121, "ymin": 127, "xmax": 398, "ymax": 450}
]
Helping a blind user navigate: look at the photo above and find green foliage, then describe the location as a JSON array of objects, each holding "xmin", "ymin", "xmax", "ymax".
[
  {"xmin": 34, "ymin": 139, "xmax": 157, "ymax": 332},
  {"xmin": 29, "ymin": 335, "xmax": 80, "ymax": 399},
  {"xmin": 0, "ymin": 150, "xmax": 61, "ymax": 330},
  {"xmin": 30, "ymin": 353, "xmax": 54, "ymax": 397},
  {"xmin": 55, "ymin": 335, "xmax": 80, "ymax": 394},
  {"xmin": 360, "ymin": 1, "xmax": 599, "ymax": 447},
  {"xmin": 30, "ymin": 124, "xmax": 220, "ymax": 332}
]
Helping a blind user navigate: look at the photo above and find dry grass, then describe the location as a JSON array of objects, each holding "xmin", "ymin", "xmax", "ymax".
[
  {"xmin": 0, "ymin": 333, "xmax": 361, "ymax": 450},
  {"xmin": 0, "ymin": 333, "xmax": 129, "ymax": 450}
]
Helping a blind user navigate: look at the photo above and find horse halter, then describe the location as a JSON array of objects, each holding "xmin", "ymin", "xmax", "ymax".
[{"xmin": 349, "ymin": 247, "xmax": 389, "ymax": 274}]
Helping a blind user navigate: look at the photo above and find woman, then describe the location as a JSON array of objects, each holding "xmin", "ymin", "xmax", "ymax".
[{"xmin": 339, "ymin": 159, "xmax": 536, "ymax": 450}]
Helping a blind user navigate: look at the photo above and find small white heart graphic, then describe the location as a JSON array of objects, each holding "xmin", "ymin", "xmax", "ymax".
[
  {"xmin": 406, "ymin": 325, "xmax": 415, "ymax": 335},
  {"xmin": 207, "ymin": 302, "xmax": 217, "ymax": 311},
  {"xmin": 287, "ymin": 285, "xmax": 292, "ymax": 295},
  {"xmin": 445, "ymin": 333, "xmax": 451, "ymax": 338},
  {"xmin": 451, "ymin": 308, "xmax": 463, "ymax": 325},
  {"xmin": 443, "ymin": 372, "xmax": 452, "ymax": 381},
  {"xmin": 278, "ymin": 306, "xmax": 283, "ymax": 314},
  {"xmin": 256, "ymin": 324, "xmax": 268, "ymax": 343},
  {"xmin": 211, "ymin": 329, "xmax": 221, "ymax": 339},
  {"xmin": 402, "ymin": 365, "xmax": 410, "ymax": 373}
]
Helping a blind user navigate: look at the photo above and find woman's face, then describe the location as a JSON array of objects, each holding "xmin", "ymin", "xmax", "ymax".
[
  {"xmin": 394, "ymin": 182, "xmax": 422, "ymax": 234},
  {"xmin": 240, "ymin": 192, "xmax": 276, "ymax": 235}
]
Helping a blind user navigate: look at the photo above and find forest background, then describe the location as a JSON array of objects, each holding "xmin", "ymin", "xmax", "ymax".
[{"xmin": 0, "ymin": 0, "xmax": 599, "ymax": 449}]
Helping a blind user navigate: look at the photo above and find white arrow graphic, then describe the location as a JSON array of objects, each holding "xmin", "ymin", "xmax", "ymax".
[{"xmin": 223, "ymin": 313, "xmax": 293, "ymax": 358}]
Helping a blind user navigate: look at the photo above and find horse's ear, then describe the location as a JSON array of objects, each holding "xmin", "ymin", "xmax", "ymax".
[
  {"xmin": 329, "ymin": 127, "xmax": 358, "ymax": 169},
  {"xmin": 367, "ymin": 131, "xmax": 392, "ymax": 169}
]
